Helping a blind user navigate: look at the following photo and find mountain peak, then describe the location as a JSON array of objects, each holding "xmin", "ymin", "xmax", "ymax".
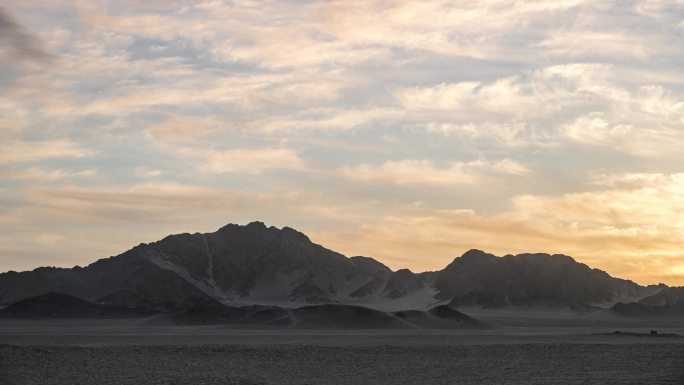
[
  {"xmin": 349, "ymin": 256, "xmax": 392, "ymax": 274},
  {"xmin": 507, "ymin": 252, "xmax": 577, "ymax": 264},
  {"xmin": 280, "ymin": 226, "xmax": 311, "ymax": 243},
  {"xmin": 246, "ymin": 221, "xmax": 267, "ymax": 229},
  {"xmin": 459, "ymin": 249, "xmax": 498, "ymax": 261},
  {"xmin": 217, "ymin": 221, "xmax": 308, "ymax": 239},
  {"xmin": 217, "ymin": 221, "xmax": 267, "ymax": 232}
]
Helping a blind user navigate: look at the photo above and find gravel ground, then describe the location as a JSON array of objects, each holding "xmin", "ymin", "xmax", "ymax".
[{"xmin": 1, "ymin": 335, "xmax": 683, "ymax": 384}]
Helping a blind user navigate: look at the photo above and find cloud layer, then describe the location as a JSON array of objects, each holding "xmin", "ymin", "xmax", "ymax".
[{"xmin": 1, "ymin": 1, "xmax": 684, "ymax": 285}]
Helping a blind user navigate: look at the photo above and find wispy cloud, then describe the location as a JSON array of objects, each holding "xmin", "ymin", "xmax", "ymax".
[
  {"xmin": 341, "ymin": 159, "xmax": 531, "ymax": 186},
  {"xmin": 200, "ymin": 148, "xmax": 308, "ymax": 174},
  {"xmin": 1, "ymin": 1, "xmax": 684, "ymax": 285},
  {"xmin": 315, "ymin": 173, "xmax": 684, "ymax": 284},
  {"xmin": 0, "ymin": 6, "xmax": 53, "ymax": 64},
  {"xmin": 145, "ymin": 115, "xmax": 222, "ymax": 143},
  {"xmin": 0, "ymin": 167, "xmax": 96, "ymax": 181},
  {"xmin": 0, "ymin": 140, "xmax": 94, "ymax": 165}
]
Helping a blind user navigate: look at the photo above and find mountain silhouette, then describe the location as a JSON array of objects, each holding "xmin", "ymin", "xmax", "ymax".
[
  {"xmin": 434, "ymin": 249, "xmax": 652, "ymax": 308},
  {"xmin": 0, "ymin": 222, "xmax": 672, "ymax": 322}
]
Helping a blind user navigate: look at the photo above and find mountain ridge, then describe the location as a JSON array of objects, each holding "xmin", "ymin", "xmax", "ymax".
[{"xmin": 0, "ymin": 221, "xmax": 670, "ymax": 314}]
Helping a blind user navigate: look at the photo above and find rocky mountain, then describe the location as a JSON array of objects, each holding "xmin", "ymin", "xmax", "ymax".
[
  {"xmin": 0, "ymin": 222, "xmax": 668, "ymax": 316},
  {"xmin": 0, "ymin": 245, "xmax": 226, "ymax": 311},
  {"xmin": 382, "ymin": 269, "xmax": 425, "ymax": 299},
  {"xmin": 434, "ymin": 249, "xmax": 654, "ymax": 308},
  {"xmin": 637, "ymin": 286, "xmax": 684, "ymax": 307},
  {"xmin": 608, "ymin": 286, "xmax": 684, "ymax": 318},
  {"xmin": 0, "ymin": 222, "xmax": 425, "ymax": 310}
]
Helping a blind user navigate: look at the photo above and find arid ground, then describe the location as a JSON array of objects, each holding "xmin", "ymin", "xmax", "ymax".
[{"xmin": 1, "ymin": 322, "xmax": 683, "ymax": 385}]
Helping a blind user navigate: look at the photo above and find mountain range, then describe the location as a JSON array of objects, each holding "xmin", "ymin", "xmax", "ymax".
[{"xmin": 0, "ymin": 221, "xmax": 679, "ymax": 326}]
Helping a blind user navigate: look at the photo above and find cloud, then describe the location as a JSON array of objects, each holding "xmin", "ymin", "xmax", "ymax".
[
  {"xmin": 314, "ymin": 173, "xmax": 684, "ymax": 284},
  {"xmin": 341, "ymin": 158, "xmax": 531, "ymax": 186},
  {"xmin": 468, "ymin": 159, "xmax": 532, "ymax": 176},
  {"xmin": 145, "ymin": 115, "xmax": 222, "ymax": 143},
  {"xmin": 396, "ymin": 63, "xmax": 684, "ymax": 155},
  {"xmin": 0, "ymin": 184, "xmax": 265, "ymax": 240},
  {"xmin": 395, "ymin": 63, "xmax": 613, "ymax": 121},
  {"xmin": 671, "ymin": 264, "xmax": 684, "ymax": 277},
  {"xmin": 535, "ymin": 30, "xmax": 654, "ymax": 59},
  {"xmin": 0, "ymin": 167, "xmax": 96, "ymax": 181},
  {"xmin": 133, "ymin": 167, "xmax": 162, "ymax": 178},
  {"xmin": 200, "ymin": 148, "xmax": 308, "ymax": 174},
  {"xmin": 0, "ymin": 98, "xmax": 31, "ymax": 136},
  {"xmin": 396, "ymin": 78, "xmax": 539, "ymax": 120},
  {"xmin": 341, "ymin": 160, "xmax": 480, "ymax": 186},
  {"xmin": 254, "ymin": 108, "xmax": 402, "ymax": 132},
  {"xmin": 0, "ymin": 182, "xmax": 250, "ymax": 269},
  {"xmin": 21, "ymin": 183, "xmax": 240, "ymax": 223},
  {"xmin": 0, "ymin": 140, "xmax": 94, "ymax": 165},
  {"xmin": 512, "ymin": 173, "xmax": 684, "ymax": 227},
  {"xmin": 562, "ymin": 112, "xmax": 634, "ymax": 147},
  {"xmin": 0, "ymin": 181, "xmax": 350, "ymax": 270},
  {"xmin": 591, "ymin": 172, "xmax": 681, "ymax": 187},
  {"xmin": 1, "ymin": 0, "xmax": 684, "ymax": 287},
  {"xmin": 315, "ymin": 0, "xmax": 595, "ymax": 60},
  {"xmin": 0, "ymin": 6, "xmax": 53, "ymax": 64}
]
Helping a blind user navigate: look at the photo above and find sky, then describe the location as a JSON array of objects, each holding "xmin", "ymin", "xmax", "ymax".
[{"xmin": 1, "ymin": 0, "xmax": 684, "ymax": 285}]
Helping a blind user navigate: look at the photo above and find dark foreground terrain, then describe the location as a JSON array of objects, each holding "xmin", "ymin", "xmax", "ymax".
[{"xmin": 1, "ymin": 323, "xmax": 683, "ymax": 385}]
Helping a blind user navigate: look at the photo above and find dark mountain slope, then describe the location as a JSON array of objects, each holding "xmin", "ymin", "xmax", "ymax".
[
  {"xmin": 0, "ymin": 293, "xmax": 155, "ymax": 319},
  {"xmin": 435, "ymin": 249, "xmax": 650, "ymax": 307},
  {"xmin": 609, "ymin": 302, "xmax": 684, "ymax": 318},
  {"xmin": 638, "ymin": 286, "xmax": 684, "ymax": 307},
  {"xmin": 0, "ymin": 222, "xmax": 393, "ymax": 308},
  {"xmin": 148, "ymin": 302, "xmax": 486, "ymax": 329},
  {"xmin": 0, "ymin": 223, "xmax": 665, "ymax": 312},
  {"xmin": 291, "ymin": 304, "xmax": 407, "ymax": 329},
  {"xmin": 393, "ymin": 305, "xmax": 484, "ymax": 329},
  {"xmin": 608, "ymin": 286, "xmax": 684, "ymax": 318},
  {"xmin": 0, "ymin": 246, "xmax": 222, "ymax": 310},
  {"xmin": 383, "ymin": 269, "xmax": 425, "ymax": 299},
  {"xmin": 147, "ymin": 222, "xmax": 392, "ymax": 302}
]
